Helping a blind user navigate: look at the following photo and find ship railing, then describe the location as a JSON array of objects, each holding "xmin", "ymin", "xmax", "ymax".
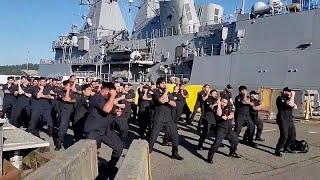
[
  {"xmin": 194, "ymin": 41, "xmax": 239, "ymax": 56},
  {"xmin": 134, "ymin": 18, "xmax": 235, "ymax": 40},
  {"xmin": 159, "ymin": 74, "xmax": 191, "ymax": 84},
  {"xmin": 73, "ymin": 71, "xmax": 96, "ymax": 77},
  {"xmin": 40, "ymin": 57, "xmax": 98, "ymax": 65}
]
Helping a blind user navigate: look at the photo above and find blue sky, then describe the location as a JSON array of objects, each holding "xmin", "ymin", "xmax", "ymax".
[{"xmin": 0, "ymin": 0, "xmax": 255, "ymax": 65}]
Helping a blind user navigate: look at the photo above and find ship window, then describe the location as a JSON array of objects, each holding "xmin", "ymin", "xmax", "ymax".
[
  {"xmin": 214, "ymin": 16, "xmax": 219, "ymax": 23},
  {"xmin": 185, "ymin": 3, "xmax": 190, "ymax": 12},
  {"xmin": 187, "ymin": 12, "xmax": 192, "ymax": 20},
  {"xmin": 215, "ymin": 8, "xmax": 219, "ymax": 15}
]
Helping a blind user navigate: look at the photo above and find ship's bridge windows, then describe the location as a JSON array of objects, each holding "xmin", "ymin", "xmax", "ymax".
[
  {"xmin": 215, "ymin": 8, "xmax": 219, "ymax": 15},
  {"xmin": 214, "ymin": 16, "xmax": 219, "ymax": 23},
  {"xmin": 185, "ymin": 3, "xmax": 192, "ymax": 20}
]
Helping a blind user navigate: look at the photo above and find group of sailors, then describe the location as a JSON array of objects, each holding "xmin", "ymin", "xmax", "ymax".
[{"xmin": 1, "ymin": 75, "xmax": 298, "ymax": 172}]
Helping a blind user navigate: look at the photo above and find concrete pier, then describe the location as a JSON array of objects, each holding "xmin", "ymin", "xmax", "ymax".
[{"xmin": 25, "ymin": 140, "xmax": 98, "ymax": 180}]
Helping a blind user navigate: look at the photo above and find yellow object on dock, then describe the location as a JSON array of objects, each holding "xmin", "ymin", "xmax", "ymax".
[
  {"xmin": 134, "ymin": 84, "xmax": 204, "ymax": 113},
  {"xmin": 305, "ymin": 96, "xmax": 311, "ymax": 120}
]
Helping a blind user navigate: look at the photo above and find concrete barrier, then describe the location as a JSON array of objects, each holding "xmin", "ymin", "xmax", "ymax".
[
  {"xmin": 24, "ymin": 140, "xmax": 98, "ymax": 180},
  {"xmin": 115, "ymin": 140, "xmax": 151, "ymax": 180}
]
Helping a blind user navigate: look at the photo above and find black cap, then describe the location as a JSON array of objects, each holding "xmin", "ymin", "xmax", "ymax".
[
  {"xmin": 239, "ymin": 85, "xmax": 247, "ymax": 91},
  {"xmin": 226, "ymin": 84, "xmax": 232, "ymax": 89},
  {"xmin": 283, "ymin": 87, "xmax": 292, "ymax": 92},
  {"xmin": 250, "ymin": 90, "xmax": 259, "ymax": 95}
]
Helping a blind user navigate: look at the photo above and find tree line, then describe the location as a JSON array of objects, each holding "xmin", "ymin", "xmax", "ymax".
[{"xmin": 0, "ymin": 64, "xmax": 39, "ymax": 75}]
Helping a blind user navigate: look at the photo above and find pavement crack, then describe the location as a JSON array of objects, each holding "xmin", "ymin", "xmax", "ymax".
[
  {"xmin": 242, "ymin": 155, "xmax": 320, "ymax": 176},
  {"xmin": 241, "ymin": 155, "xmax": 277, "ymax": 170}
]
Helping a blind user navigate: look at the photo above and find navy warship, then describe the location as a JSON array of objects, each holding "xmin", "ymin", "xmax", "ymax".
[{"xmin": 39, "ymin": 0, "xmax": 320, "ymax": 91}]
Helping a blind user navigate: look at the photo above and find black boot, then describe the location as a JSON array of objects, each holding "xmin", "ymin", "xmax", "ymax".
[
  {"xmin": 28, "ymin": 129, "xmax": 40, "ymax": 138},
  {"xmin": 54, "ymin": 142, "xmax": 62, "ymax": 151},
  {"xmin": 255, "ymin": 137, "xmax": 265, "ymax": 142},
  {"xmin": 106, "ymin": 157, "xmax": 120, "ymax": 175},
  {"xmin": 229, "ymin": 149, "xmax": 241, "ymax": 158},
  {"xmin": 197, "ymin": 143, "xmax": 203, "ymax": 151},
  {"xmin": 172, "ymin": 147, "xmax": 184, "ymax": 160},
  {"xmin": 47, "ymin": 128, "xmax": 53, "ymax": 137},
  {"xmin": 284, "ymin": 147, "xmax": 296, "ymax": 153},
  {"xmin": 162, "ymin": 137, "xmax": 171, "ymax": 146},
  {"xmin": 207, "ymin": 153, "xmax": 214, "ymax": 164},
  {"xmin": 275, "ymin": 150, "xmax": 282, "ymax": 157}
]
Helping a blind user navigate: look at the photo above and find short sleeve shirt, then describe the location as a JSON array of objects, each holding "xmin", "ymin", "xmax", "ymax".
[
  {"xmin": 276, "ymin": 96, "xmax": 293, "ymax": 120},
  {"xmin": 83, "ymin": 93, "xmax": 111, "ymax": 132},
  {"xmin": 153, "ymin": 89, "xmax": 175, "ymax": 122},
  {"xmin": 31, "ymin": 86, "xmax": 52, "ymax": 110},
  {"xmin": 235, "ymin": 95, "xmax": 251, "ymax": 116},
  {"xmin": 217, "ymin": 104, "xmax": 234, "ymax": 129}
]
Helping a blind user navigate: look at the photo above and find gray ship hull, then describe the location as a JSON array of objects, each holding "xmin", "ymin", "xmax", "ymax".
[{"xmin": 190, "ymin": 9, "xmax": 320, "ymax": 91}]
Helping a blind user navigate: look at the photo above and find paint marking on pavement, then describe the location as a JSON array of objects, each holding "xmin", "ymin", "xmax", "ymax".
[
  {"xmin": 308, "ymin": 131, "xmax": 319, "ymax": 134},
  {"xmin": 262, "ymin": 129, "xmax": 277, "ymax": 132}
]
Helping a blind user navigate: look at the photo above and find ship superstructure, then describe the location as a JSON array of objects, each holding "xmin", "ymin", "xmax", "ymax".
[{"xmin": 39, "ymin": 0, "xmax": 320, "ymax": 90}]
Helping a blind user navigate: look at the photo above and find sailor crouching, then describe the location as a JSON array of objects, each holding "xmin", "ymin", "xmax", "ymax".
[
  {"xmin": 83, "ymin": 82, "xmax": 123, "ymax": 174},
  {"xmin": 207, "ymin": 98, "xmax": 241, "ymax": 164}
]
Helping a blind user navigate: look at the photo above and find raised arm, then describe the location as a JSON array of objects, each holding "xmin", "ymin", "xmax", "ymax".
[{"xmin": 103, "ymin": 90, "xmax": 116, "ymax": 113}]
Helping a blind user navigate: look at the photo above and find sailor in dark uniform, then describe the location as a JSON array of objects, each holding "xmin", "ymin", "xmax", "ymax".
[
  {"xmin": 162, "ymin": 85, "xmax": 184, "ymax": 145},
  {"xmin": 207, "ymin": 98, "xmax": 241, "ymax": 164},
  {"xmin": 11, "ymin": 76, "xmax": 32, "ymax": 127},
  {"xmin": 1, "ymin": 76, "xmax": 16, "ymax": 119},
  {"xmin": 191, "ymin": 84, "xmax": 210, "ymax": 133},
  {"xmin": 127, "ymin": 83, "xmax": 138, "ymax": 122},
  {"xmin": 55, "ymin": 80, "xmax": 76, "ymax": 150},
  {"xmin": 249, "ymin": 91, "xmax": 264, "ymax": 141},
  {"xmin": 198, "ymin": 89, "xmax": 219, "ymax": 150},
  {"xmin": 138, "ymin": 84, "xmax": 153, "ymax": 139},
  {"xmin": 123, "ymin": 83, "xmax": 135, "ymax": 122},
  {"xmin": 113, "ymin": 82, "xmax": 129, "ymax": 141},
  {"xmin": 148, "ymin": 77, "xmax": 183, "ymax": 160},
  {"xmin": 220, "ymin": 84, "xmax": 233, "ymax": 105},
  {"xmin": 275, "ymin": 87, "xmax": 297, "ymax": 157},
  {"xmin": 28, "ymin": 77, "xmax": 54, "ymax": 138},
  {"xmin": 84, "ymin": 82, "xmax": 123, "ymax": 173},
  {"xmin": 73, "ymin": 84, "xmax": 92, "ymax": 142},
  {"xmin": 50, "ymin": 78, "xmax": 62, "ymax": 129},
  {"xmin": 172, "ymin": 85, "xmax": 184, "ymax": 124},
  {"xmin": 179, "ymin": 84, "xmax": 191, "ymax": 124},
  {"xmin": 234, "ymin": 86, "xmax": 256, "ymax": 147}
]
